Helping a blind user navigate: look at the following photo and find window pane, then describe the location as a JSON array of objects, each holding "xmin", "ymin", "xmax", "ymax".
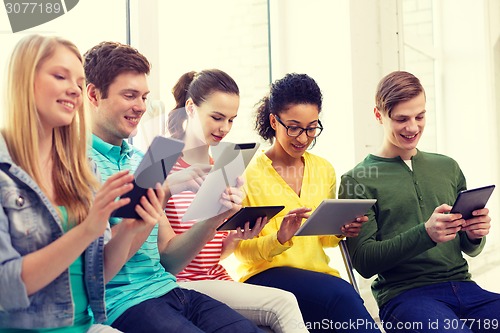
[
  {"xmin": 0, "ymin": 0, "xmax": 127, "ymax": 125},
  {"xmin": 131, "ymin": 0, "xmax": 270, "ymax": 149},
  {"xmin": 402, "ymin": 0, "xmax": 437, "ymax": 151}
]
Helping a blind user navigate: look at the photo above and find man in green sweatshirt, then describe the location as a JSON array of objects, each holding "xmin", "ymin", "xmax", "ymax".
[{"xmin": 339, "ymin": 71, "xmax": 499, "ymax": 333}]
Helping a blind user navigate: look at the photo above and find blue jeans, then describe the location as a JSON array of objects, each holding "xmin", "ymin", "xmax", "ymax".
[
  {"xmin": 379, "ymin": 281, "xmax": 500, "ymax": 333},
  {"xmin": 111, "ymin": 287, "xmax": 264, "ymax": 333},
  {"xmin": 246, "ymin": 267, "xmax": 380, "ymax": 333}
]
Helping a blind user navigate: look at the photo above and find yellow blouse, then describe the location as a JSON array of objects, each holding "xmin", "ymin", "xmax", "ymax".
[{"xmin": 235, "ymin": 151, "xmax": 342, "ymax": 281}]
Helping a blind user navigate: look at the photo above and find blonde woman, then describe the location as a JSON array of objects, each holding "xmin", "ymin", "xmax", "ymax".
[{"xmin": 0, "ymin": 35, "xmax": 164, "ymax": 332}]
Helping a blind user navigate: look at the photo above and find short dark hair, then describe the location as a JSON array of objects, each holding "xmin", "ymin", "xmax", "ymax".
[
  {"xmin": 83, "ymin": 41, "xmax": 150, "ymax": 98},
  {"xmin": 375, "ymin": 71, "xmax": 425, "ymax": 117},
  {"xmin": 255, "ymin": 73, "xmax": 322, "ymax": 142}
]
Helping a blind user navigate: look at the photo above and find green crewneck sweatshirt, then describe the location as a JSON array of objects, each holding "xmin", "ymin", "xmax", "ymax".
[{"xmin": 339, "ymin": 150, "xmax": 485, "ymax": 307}]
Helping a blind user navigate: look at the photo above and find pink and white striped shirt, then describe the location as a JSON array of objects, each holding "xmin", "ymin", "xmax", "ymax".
[{"xmin": 165, "ymin": 158, "xmax": 232, "ymax": 282}]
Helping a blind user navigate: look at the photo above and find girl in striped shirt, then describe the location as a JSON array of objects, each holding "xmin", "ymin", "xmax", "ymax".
[{"xmin": 164, "ymin": 69, "xmax": 309, "ymax": 333}]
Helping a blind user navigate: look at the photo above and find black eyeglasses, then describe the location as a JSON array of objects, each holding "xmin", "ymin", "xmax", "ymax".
[{"xmin": 273, "ymin": 114, "xmax": 323, "ymax": 138}]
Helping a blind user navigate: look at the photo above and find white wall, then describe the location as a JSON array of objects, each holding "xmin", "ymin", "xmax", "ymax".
[
  {"xmin": 269, "ymin": 0, "xmax": 357, "ymax": 179},
  {"xmin": 438, "ymin": 0, "xmax": 499, "ymax": 241}
]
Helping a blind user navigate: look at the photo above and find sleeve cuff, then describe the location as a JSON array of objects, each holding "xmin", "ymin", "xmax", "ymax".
[
  {"xmin": 267, "ymin": 233, "xmax": 292, "ymax": 258},
  {"xmin": 460, "ymin": 232, "xmax": 485, "ymax": 256}
]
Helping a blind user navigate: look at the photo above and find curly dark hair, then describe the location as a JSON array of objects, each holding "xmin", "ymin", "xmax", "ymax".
[
  {"xmin": 83, "ymin": 41, "xmax": 150, "ymax": 98},
  {"xmin": 255, "ymin": 73, "xmax": 322, "ymax": 142}
]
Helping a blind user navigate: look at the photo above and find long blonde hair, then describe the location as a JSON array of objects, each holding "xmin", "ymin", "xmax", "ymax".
[{"xmin": 2, "ymin": 34, "xmax": 98, "ymax": 224}]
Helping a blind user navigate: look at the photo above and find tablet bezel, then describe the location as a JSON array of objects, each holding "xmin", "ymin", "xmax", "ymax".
[
  {"xmin": 294, "ymin": 199, "xmax": 377, "ymax": 236},
  {"xmin": 450, "ymin": 185, "xmax": 495, "ymax": 220},
  {"xmin": 182, "ymin": 142, "xmax": 260, "ymax": 222},
  {"xmin": 112, "ymin": 136, "xmax": 185, "ymax": 218},
  {"xmin": 217, "ymin": 205, "xmax": 285, "ymax": 231}
]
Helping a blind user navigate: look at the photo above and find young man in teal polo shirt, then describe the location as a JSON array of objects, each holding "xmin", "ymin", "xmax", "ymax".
[
  {"xmin": 84, "ymin": 41, "xmax": 262, "ymax": 333},
  {"xmin": 339, "ymin": 71, "xmax": 500, "ymax": 333}
]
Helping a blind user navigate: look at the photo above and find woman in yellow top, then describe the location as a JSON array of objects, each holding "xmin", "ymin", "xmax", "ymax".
[{"xmin": 235, "ymin": 73, "xmax": 380, "ymax": 333}]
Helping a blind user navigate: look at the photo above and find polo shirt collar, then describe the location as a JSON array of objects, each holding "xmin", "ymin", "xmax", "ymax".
[{"xmin": 92, "ymin": 134, "xmax": 134, "ymax": 163}]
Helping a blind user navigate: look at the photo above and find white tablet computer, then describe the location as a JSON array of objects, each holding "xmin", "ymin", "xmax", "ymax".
[
  {"xmin": 112, "ymin": 136, "xmax": 184, "ymax": 219},
  {"xmin": 295, "ymin": 199, "xmax": 377, "ymax": 236},
  {"xmin": 182, "ymin": 142, "xmax": 260, "ymax": 221}
]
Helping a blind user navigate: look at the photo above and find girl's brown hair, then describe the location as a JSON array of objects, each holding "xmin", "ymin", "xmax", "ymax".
[{"xmin": 168, "ymin": 69, "xmax": 239, "ymax": 139}]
